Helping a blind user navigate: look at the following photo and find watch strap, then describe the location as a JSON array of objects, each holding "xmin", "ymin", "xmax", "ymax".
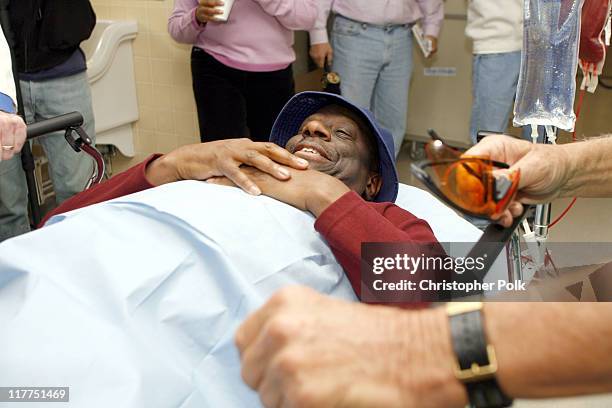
[
  {"xmin": 448, "ymin": 305, "xmax": 513, "ymax": 408},
  {"xmin": 449, "ymin": 309, "xmax": 489, "ymax": 369},
  {"xmin": 467, "ymin": 379, "xmax": 513, "ymax": 408}
]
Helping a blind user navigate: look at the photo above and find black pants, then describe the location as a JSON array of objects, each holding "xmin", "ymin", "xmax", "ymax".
[{"xmin": 191, "ymin": 47, "xmax": 295, "ymax": 143}]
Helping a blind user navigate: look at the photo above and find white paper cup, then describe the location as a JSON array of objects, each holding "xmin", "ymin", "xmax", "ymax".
[{"xmin": 215, "ymin": 0, "xmax": 235, "ymax": 22}]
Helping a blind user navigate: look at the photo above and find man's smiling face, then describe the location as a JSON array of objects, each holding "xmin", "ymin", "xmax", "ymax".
[{"xmin": 284, "ymin": 105, "xmax": 381, "ymax": 198}]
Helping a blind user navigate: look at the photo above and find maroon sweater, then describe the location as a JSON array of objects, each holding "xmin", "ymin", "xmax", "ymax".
[{"xmin": 42, "ymin": 155, "xmax": 442, "ymax": 304}]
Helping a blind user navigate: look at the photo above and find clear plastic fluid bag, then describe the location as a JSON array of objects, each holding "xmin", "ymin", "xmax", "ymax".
[
  {"xmin": 579, "ymin": 0, "xmax": 611, "ymax": 92},
  {"xmin": 514, "ymin": 0, "xmax": 584, "ymax": 133}
]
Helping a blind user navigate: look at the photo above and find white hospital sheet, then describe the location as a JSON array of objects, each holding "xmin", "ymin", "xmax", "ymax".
[{"xmin": 0, "ymin": 181, "xmax": 488, "ymax": 407}]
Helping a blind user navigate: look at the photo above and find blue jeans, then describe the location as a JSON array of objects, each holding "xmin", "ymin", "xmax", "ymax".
[
  {"xmin": 331, "ymin": 15, "xmax": 413, "ymax": 157},
  {"xmin": 0, "ymin": 71, "xmax": 95, "ymax": 241},
  {"xmin": 470, "ymin": 51, "xmax": 522, "ymax": 144}
]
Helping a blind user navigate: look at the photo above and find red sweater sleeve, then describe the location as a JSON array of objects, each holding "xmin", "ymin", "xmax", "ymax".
[
  {"xmin": 314, "ymin": 191, "xmax": 447, "ymax": 306},
  {"xmin": 40, "ymin": 154, "xmax": 162, "ymax": 227}
]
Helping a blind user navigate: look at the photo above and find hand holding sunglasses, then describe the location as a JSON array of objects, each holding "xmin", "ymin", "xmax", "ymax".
[{"xmin": 411, "ymin": 130, "xmax": 521, "ymax": 221}]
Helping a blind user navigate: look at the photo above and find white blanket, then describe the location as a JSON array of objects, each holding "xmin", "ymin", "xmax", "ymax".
[{"xmin": 0, "ymin": 182, "xmax": 486, "ymax": 407}]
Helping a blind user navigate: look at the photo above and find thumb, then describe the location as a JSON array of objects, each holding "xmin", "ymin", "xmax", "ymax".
[{"xmin": 495, "ymin": 155, "xmax": 555, "ymax": 205}]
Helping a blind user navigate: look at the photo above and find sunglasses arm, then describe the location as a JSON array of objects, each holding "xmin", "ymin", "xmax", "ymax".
[{"xmin": 450, "ymin": 206, "xmax": 532, "ymax": 299}]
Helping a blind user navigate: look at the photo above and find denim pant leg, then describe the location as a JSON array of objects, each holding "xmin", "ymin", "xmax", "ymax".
[
  {"xmin": 0, "ymin": 153, "xmax": 30, "ymax": 241},
  {"xmin": 21, "ymin": 72, "xmax": 96, "ymax": 204},
  {"xmin": 372, "ymin": 26, "xmax": 412, "ymax": 156},
  {"xmin": 331, "ymin": 16, "xmax": 382, "ymax": 116},
  {"xmin": 470, "ymin": 51, "xmax": 521, "ymax": 144}
]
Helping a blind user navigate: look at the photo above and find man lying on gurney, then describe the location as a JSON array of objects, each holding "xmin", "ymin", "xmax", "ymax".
[
  {"xmin": 41, "ymin": 91, "xmax": 449, "ymax": 300},
  {"xmin": 0, "ymin": 92, "xmax": 481, "ymax": 407}
]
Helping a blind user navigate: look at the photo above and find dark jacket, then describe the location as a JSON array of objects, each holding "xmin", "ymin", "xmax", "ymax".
[{"xmin": 9, "ymin": 0, "xmax": 96, "ymax": 73}]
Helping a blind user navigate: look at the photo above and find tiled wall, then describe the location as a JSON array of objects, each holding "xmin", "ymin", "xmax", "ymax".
[{"xmin": 90, "ymin": 0, "xmax": 200, "ymax": 172}]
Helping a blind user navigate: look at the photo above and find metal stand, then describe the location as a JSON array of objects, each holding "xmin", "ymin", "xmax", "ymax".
[
  {"xmin": 506, "ymin": 126, "xmax": 557, "ymax": 281},
  {"xmin": 20, "ymin": 144, "xmax": 41, "ymax": 225},
  {"xmin": 0, "ymin": 0, "xmax": 42, "ymax": 226},
  {"xmin": 534, "ymin": 202, "xmax": 552, "ymax": 241},
  {"xmin": 534, "ymin": 126, "xmax": 556, "ymax": 242},
  {"xmin": 507, "ymin": 230, "xmax": 523, "ymax": 282}
]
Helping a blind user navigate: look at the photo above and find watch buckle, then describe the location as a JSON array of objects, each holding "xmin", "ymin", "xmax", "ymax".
[{"xmin": 454, "ymin": 344, "xmax": 498, "ymax": 383}]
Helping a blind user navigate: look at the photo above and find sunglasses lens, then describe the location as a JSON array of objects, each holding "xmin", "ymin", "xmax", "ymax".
[
  {"xmin": 424, "ymin": 158, "xmax": 501, "ymax": 217},
  {"xmin": 418, "ymin": 136, "xmax": 520, "ymax": 218}
]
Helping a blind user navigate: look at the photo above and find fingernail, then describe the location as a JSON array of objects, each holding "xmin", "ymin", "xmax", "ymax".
[
  {"xmin": 249, "ymin": 185, "xmax": 261, "ymax": 195},
  {"xmin": 296, "ymin": 158, "xmax": 308, "ymax": 166},
  {"xmin": 278, "ymin": 167, "xmax": 290, "ymax": 178}
]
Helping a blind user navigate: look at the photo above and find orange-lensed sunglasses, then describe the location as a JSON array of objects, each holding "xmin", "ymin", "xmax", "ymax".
[{"xmin": 410, "ymin": 130, "xmax": 520, "ymax": 220}]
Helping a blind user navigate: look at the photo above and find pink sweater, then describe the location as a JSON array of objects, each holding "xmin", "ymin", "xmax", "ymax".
[{"xmin": 168, "ymin": 0, "xmax": 318, "ymax": 72}]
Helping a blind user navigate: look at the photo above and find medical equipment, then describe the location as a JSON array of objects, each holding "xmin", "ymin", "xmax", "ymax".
[
  {"xmin": 579, "ymin": 0, "xmax": 612, "ymax": 92},
  {"xmin": 26, "ymin": 112, "xmax": 105, "ymax": 191},
  {"xmin": 411, "ymin": 130, "xmax": 520, "ymax": 220},
  {"xmin": 549, "ymin": 1, "xmax": 611, "ymax": 227},
  {"xmin": 513, "ymin": 1, "xmax": 611, "ymax": 243},
  {"xmin": 0, "ymin": 180, "xmax": 486, "ymax": 407},
  {"xmin": 506, "ymin": 0, "xmax": 587, "ymax": 285},
  {"xmin": 514, "ymin": 0, "xmax": 584, "ymax": 134}
]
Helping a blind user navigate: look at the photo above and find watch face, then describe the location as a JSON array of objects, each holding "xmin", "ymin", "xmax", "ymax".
[{"xmin": 326, "ymin": 72, "xmax": 340, "ymax": 84}]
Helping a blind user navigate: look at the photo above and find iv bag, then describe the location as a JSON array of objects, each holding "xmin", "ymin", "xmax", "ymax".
[
  {"xmin": 514, "ymin": 0, "xmax": 584, "ymax": 132},
  {"xmin": 579, "ymin": 0, "xmax": 611, "ymax": 92}
]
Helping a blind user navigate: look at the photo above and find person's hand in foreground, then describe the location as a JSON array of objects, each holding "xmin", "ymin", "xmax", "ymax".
[
  {"xmin": 144, "ymin": 139, "xmax": 309, "ymax": 195},
  {"xmin": 236, "ymin": 287, "xmax": 612, "ymax": 408},
  {"xmin": 235, "ymin": 286, "xmax": 466, "ymax": 408},
  {"xmin": 207, "ymin": 166, "xmax": 350, "ymax": 217},
  {"xmin": 195, "ymin": 0, "xmax": 224, "ymax": 24},
  {"xmin": 464, "ymin": 134, "xmax": 612, "ymax": 227},
  {"xmin": 465, "ymin": 135, "xmax": 570, "ymax": 226},
  {"xmin": 0, "ymin": 111, "xmax": 26, "ymax": 161},
  {"xmin": 309, "ymin": 43, "xmax": 333, "ymax": 68}
]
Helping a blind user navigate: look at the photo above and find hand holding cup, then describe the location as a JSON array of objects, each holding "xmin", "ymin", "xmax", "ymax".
[{"xmin": 195, "ymin": 0, "xmax": 225, "ymax": 24}]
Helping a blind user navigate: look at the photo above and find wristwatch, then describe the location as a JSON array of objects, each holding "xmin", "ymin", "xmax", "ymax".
[
  {"xmin": 321, "ymin": 71, "xmax": 341, "ymax": 94},
  {"xmin": 446, "ymin": 302, "xmax": 513, "ymax": 408}
]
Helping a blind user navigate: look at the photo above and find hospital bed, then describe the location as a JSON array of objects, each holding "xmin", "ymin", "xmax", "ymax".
[{"xmin": 0, "ymin": 164, "xmax": 504, "ymax": 407}]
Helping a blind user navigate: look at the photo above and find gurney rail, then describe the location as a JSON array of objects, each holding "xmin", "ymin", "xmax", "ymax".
[{"xmin": 26, "ymin": 111, "xmax": 105, "ymax": 189}]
